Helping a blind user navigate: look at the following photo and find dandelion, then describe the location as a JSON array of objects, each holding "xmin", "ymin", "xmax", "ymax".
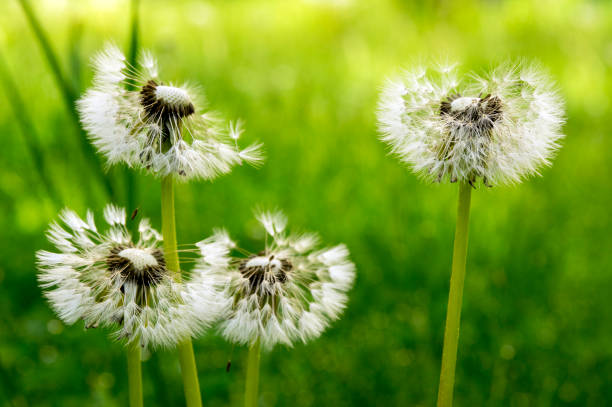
[
  {"xmin": 377, "ymin": 62, "xmax": 565, "ymax": 186},
  {"xmin": 195, "ymin": 211, "xmax": 355, "ymax": 406},
  {"xmin": 377, "ymin": 62, "xmax": 565, "ymax": 407},
  {"xmin": 36, "ymin": 204, "xmax": 228, "ymax": 349},
  {"xmin": 77, "ymin": 44, "xmax": 264, "ymax": 180}
]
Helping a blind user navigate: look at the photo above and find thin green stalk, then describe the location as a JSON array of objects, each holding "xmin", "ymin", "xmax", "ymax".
[
  {"xmin": 0, "ymin": 49, "xmax": 61, "ymax": 206},
  {"xmin": 124, "ymin": 0, "xmax": 140, "ymax": 225},
  {"xmin": 177, "ymin": 341, "xmax": 202, "ymax": 407},
  {"xmin": 160, "ymin": 175, "xmax": 202, "ymax": 407},
  {"xmin": 126, "ymin": 342, "xmax": 143, "ymax": 407},
  {"xmin": 436, "ymin": 182, "xmax": 472, "ymax": 407},
  {"xmin": 123, "ymin": 10, "xmax": 142, "ymax": 402},
  {"xmin": 17, "ymin": 0, "xmax": 115, "ymax": 200},
  {"xmin": 244, "ymin": 339, "xmax": 261, "ymax": 407}
]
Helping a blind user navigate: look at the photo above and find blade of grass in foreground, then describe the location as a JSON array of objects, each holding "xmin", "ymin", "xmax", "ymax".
[
  {"xmin": 17, "ymin": 0, "xmax": 116, "ymax": 200},
  {"xmin": 0, "ymin": 49, "xmax": 61, "ymax": 206},
  {"xmin": 67, "ymin": 21, "xmax": 83, "ymax": 96},
  {"xmin": 124, "ymin": 0, "xmax": 140, "ymax": 225}
]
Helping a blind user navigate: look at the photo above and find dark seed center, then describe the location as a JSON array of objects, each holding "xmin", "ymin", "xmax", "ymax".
[
  {"xmin": 440, "ymin": 93, "xmax": 503, "ymax": 133},
  {"xmin": 139, "ymin": 80, "xmax": 195, "ymax": 122},
  {"xmin": 239, "ymin": 253, "xmax": 293, "ymax": 290},
  {"xmin": 106, "ymin": 244, "xmax": 167, "ymax": 288}
]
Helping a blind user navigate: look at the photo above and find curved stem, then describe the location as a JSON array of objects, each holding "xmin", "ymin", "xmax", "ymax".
[
  {"xmin": 161, "ymin": 175, "xmax": 202, "ymax": 407},
  {"xmin": 437, "ymin": 182, "xmax": 472, "ymax": 407},
  {"xmin": 126, "ymin": 342, "xmax": 143, "ymax": 407},
  {"xmin": 244, "ymin": 339, "xmax": 261, "ymax": 407}
]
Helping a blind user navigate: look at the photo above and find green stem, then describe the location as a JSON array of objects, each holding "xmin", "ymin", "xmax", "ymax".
[
  {"xmin": 436, "ymin": 182, "xmax": 472, "ymax": 407},
  {"xmin": 177, "ymin": 341, "xmax": 202, "ymax": 407},
  {"xmin": 160, "ymin": 175, "xmax": 203, "ymax": 407},
  {"xmin": 244, "ymin": 339, "xmax": 261, "ymax": 407},
  {"xmin": 161, "ymin": 176, "xmax": 180, "ymax": 273},
  {"xmin": 126, "ymin": 342, "xmax": 143, "ymax": 407}
]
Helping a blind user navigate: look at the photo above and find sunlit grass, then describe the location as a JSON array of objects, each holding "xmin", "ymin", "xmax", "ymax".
[{"xmin": 0, "ymin": 0, "xmax": 611, "ymax": 406}]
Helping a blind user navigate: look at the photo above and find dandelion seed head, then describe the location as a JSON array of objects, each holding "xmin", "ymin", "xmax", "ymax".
[
  {"xmin": 36, "ymin": 204, "xmax": 228, "ymax": 348},
  {"xmin": 78, "ymin": 44, "xmax": 264, "ymax": 180},
  {"xmin": 196, "ymin": 211, "xmax": 356, "ymax": 350},
  {"xmin": 377, "ymin": 62, "xmax": 565, "ymax": 186}
]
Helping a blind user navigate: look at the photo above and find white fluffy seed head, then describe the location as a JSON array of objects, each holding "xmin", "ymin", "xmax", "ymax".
[
  {"xmin": 377, "ymin": 62, "xmax": 565, "ymax": 186},
  {"xmin": 36, "ymin": 204, "xmax": 229, "ymax": 348},
  {"xmin": 77, "ymin": 44, "xmax": 264, "ymax": 180},
  {"xmin": 195, "ymin": 211, "xmax": 356, "ymax": 350}
]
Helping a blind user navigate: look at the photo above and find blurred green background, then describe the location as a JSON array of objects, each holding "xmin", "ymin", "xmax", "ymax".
[{"xmin": 1, "ymin": 0, "xmax": 611, "ymax": 405}]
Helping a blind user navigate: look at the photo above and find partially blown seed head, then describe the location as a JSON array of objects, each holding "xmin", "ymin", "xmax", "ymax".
[
  {"xmin": 377, "ymin": 62, "xmax": 565, "ymax": 186},
  {"xmin": 195, "ymin": 212, "xmax": 356, "ymax": 350},
  {"xmin": 77, "ymin": 44, "xmax": 264, "ymax": 180},
  {"xmin": 36, "ymin": 204, "xmax": 229, "ymax": 348}
]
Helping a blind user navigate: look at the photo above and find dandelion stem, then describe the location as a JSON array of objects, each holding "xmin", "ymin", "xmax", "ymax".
[
  {"xmin": 244, "ymin": 339, "xmax": 261, "ymax": 407},
  {"xmin": 126, "ymin": 342, "xmax": 143, "ymax": 407},
  {"xmin": 177, "ymin": 340, "xmax": 202, "ymax": 407},
  {"xmin": 160, "ymin": 175, "xmax": 203, "ymax": 407},
  {"xmin": 437, "ymin": 181, "xmax": 472, "ymax": 407}
]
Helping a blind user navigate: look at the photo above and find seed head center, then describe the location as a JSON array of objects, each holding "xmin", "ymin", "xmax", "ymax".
[
  {"xmin": 239, "ymin": 253, "xmax": 293, "ymax": 290},
  {"xmin": 140, "ymin": 80, "xmax": 195, "ymax": 121},
  {"xmin": 450, "ymin": 97, "xmax": 479, "ymax": 112},
  {"xmin": 106, "ymin": 245, "xmax": 166, "ymax": 287},
  {"xmin": 155, "ymin": 85, "xmax": 192, "ymax": 109},
  {"xmin": 118, "ymin": 248, "xmax": 158, "ymax": 271},
  {"xmin": 440, "ymin": 93, "xmax": 503, "ymax": 129}
]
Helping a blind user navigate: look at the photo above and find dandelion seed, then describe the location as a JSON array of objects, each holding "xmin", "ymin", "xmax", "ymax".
[
  {"xmin": 377, "ymin": 62, "xmax": 565, "ymax": 186},
  {"xmin": 195, "ymin": 212, "xmax": 356, "ymax": 350},
  {"xmin": 77, "ymin": 44, "xmax": 264, "ymax": 180},
  {"xmin": 36, "ymin": 204, "xmax": 229, "ymax": 348}
]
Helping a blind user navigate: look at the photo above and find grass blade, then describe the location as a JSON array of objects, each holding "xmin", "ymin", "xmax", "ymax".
[
  {"xmin": 17, "ymin": 0, "xmax": 116, "ymax": 200},
  {"xmin": 0, "ymin": 49, "xmax": 61, "ymax": 206},
  {"xmin": 124, "ymin": 0, "xmax": 140, "ymax": 224}
]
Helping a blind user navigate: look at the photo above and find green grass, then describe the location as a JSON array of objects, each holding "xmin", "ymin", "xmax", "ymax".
[{"xmin": 1, "ymin": 0, "xmax": 611, "ymax": 406}]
